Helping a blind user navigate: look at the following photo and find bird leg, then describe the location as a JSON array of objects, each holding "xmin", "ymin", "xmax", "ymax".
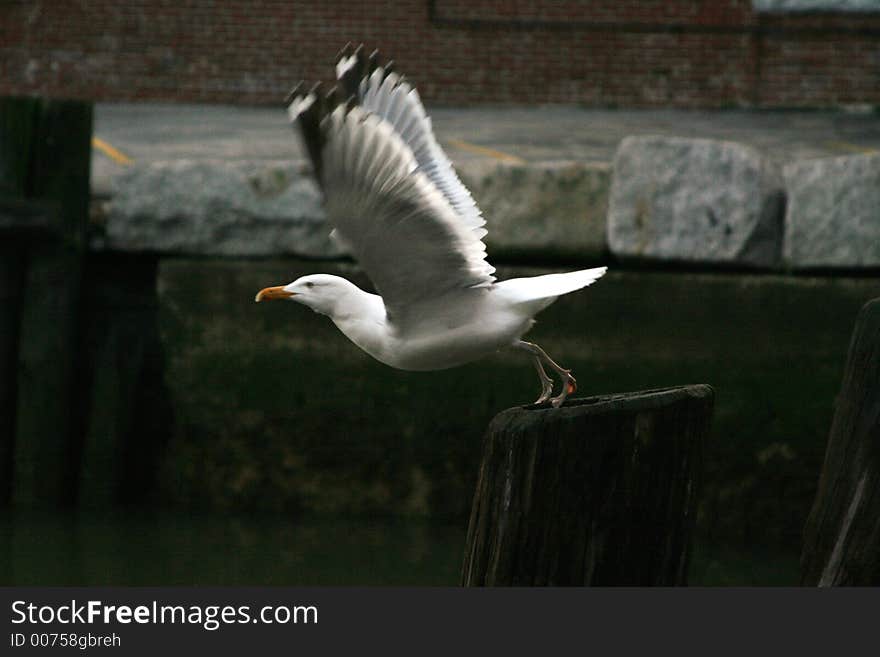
[
  {"xmin": 515, "ymin": 340, "xmax": 577, "ymax": 408},
  {"xmin": 531, "ymin": 355, "xmax": 554, "ymax": 405}
]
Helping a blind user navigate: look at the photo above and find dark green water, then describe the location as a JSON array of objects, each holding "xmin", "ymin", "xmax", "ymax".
[{"xmin": 0, "ymin": 512, "xmax": 797, "ymax": 586}]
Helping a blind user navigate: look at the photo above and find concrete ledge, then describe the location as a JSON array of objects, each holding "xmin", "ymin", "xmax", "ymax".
[
  {"xmin": 753, "ymin": 0, "xmax": 880, "ymax": 12},
  {"xmin": 458, "ymin": 159, "xmax": 609, "ymax": 260},
  {"xmin": 96, "ymin": 157, "xmax": 612, "ymax": 261},
  {"xmin": 608, "ymin": 136, "xmax": 785, "ymax": 268},
  {"xmin": 98, "ymin": 159, "xmax": 339, "ymax": 258},
  {"xmin": 92, "ymin": 131, "xmax": 879, "ymax": 270},
  {"xmin": 783, "ymin": 152, "xmax": 880, "ymax": 269}
]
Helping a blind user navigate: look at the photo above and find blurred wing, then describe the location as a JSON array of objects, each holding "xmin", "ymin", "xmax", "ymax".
[{"xmin": 317, "ymin": 104, "xmax": 495, "ymax": 324}]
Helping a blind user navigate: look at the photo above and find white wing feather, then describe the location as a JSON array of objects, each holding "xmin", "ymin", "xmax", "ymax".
[
  {"xmin": 320, "ymin": 105, "xmax": 495, "ymax": 325},
  {"xmin": 496, "ymin": 267, "xmax": 608, "ymax": 303},
  {"xmin": 357, "ymin": 69, "xmax": 486, "ymax": 239}
]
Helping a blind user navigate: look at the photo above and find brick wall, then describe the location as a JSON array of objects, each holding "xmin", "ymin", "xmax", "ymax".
[{"xmin": 0, "ymin": 1, "xmax": 877, "ymax": 108}]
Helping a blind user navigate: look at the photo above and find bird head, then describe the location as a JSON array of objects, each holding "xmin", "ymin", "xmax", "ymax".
[{"xmin": 254, "ymin": 274, "xmax": 353, "ymax": 316}]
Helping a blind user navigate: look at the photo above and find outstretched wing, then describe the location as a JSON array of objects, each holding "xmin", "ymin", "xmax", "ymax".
[
  {"xmin": 337, "ymin": 47, "xmax": 485, "ymax": 239},
  {"xmin": 287, "ymin": 50, "xmax": 495, "ymax": 326}
]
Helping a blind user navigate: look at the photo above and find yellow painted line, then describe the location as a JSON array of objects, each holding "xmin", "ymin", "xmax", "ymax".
[
  {"xmin": 92, "ymin": 137, "xmax": 134, "ymax": 165},
  {"xmin": 824, "ymin": 141, "xmax": 876, "ymax": 155},
  {"xmin": 445, "ymin": 138, "xmax": 526, "ymax": 165}
]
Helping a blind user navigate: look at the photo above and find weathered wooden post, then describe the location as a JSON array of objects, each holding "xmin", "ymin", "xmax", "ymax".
[
  {"xmin": 462, "ymin": 385, "xmax": 712, "ymax": 586},
  {"xmin": 0, "ymin": 244, "xmax": 24, "ymax": 506},
  {"xmin": 2, "ymin": 97, "xmax": 92, "ymax": 508},
  {"xmin": 2, "ymin": 96, "xmax": 169, "ymax": 511},
  {"xmin": 801, "ymin": 298, "xmax": 880, "ymax": 586},
  {"xmin": 0, "ymin": 97, "xmax": 39, "ymax": 506}
]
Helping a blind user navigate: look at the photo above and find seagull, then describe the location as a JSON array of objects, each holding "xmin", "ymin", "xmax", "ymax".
[{"xmin": 255, "ymin": 45, "xmax": 606, "ymax": 407}]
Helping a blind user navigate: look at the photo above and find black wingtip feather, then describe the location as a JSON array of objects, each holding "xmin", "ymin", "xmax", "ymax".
[
  {"xmin": 288, "ymin": 45, "xmax": 396, "ymax": 188},
  {"xmin": 336, "ymin": 41, "xmax": 353, "ymax": 61},
  {"xmin": 338, "ymin": 43, "xmax": 368, "ymax": 101},
  {"xmin": 367, "ymin": 49, "xmax": 381, "ymax": 75},
  {"xmin": 284, "ymin": 81, "xmax": 305, "ymax": 106},
  {"xmin": 293, "ymin": 87, "xmax": 326, "ymax": 184}
]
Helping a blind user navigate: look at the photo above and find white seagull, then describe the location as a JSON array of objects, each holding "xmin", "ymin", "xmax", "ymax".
[{"xmin": 255, "ymin": 46, "xmax": 607, "ymax": 407}]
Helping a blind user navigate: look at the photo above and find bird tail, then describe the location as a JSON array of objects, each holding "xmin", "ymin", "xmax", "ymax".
[{"xmin": 496, "ymin": 266, "xmax": 608, "ymax": 312}]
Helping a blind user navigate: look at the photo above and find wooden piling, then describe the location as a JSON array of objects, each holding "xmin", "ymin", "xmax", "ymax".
[
  {"xmin": 2, "ymin": 95, "xmax": 169, "ymax": 511},
  {"xmin": 0, "ymin": 255, "xmax": 24, "ymax": 506},
  {"xmin": 801, "ymin": 298, "xmax": 880, "ymax": 586},
  {"xmin": 462, "ymin": 385, "xmax": 712, "ymax": 586},
  {"xmin": 8, "ymin": 98, "xmax": 92, "ymax": 508},
  {"xmin": 0, "ymin": 97, "xmax": 40, "ymax": 506}
]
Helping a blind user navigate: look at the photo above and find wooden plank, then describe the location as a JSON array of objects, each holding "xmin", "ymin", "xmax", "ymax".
[
  {"xmin": 801, "ymin": 298, "xmax": 880, "ymax": 586},
  {"xmin": 462, "ymin": 385, "xmax": 712, "ymax": 586},
  {"xmin": 0, "ymin": 97, "xmax": 39, "ymax": 506},
  {"xmin": 13, "ymin": 99, "xmax": 92, "ymax": 509}
]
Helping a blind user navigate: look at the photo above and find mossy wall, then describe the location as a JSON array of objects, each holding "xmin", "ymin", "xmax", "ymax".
[{"xmin": 157, "ymin": 258, "xmax": 879, "ymax": 549}]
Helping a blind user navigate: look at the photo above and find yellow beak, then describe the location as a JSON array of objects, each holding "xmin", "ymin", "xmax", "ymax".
[{"xmin": 254, "ymin": 286, "xmax": 295, "ymax": 303}]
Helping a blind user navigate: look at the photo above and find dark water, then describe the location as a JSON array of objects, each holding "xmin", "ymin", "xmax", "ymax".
[{"xmin": 0, "ymin": 512, "xmax": 797, "ymax": 586}]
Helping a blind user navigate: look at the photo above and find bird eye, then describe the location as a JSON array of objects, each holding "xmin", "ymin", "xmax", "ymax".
[{"xmin": 305, "ymin": 282, "xmax": 314, "ymax": 289}]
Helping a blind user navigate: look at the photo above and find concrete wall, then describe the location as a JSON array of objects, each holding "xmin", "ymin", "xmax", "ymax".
[{"xmin": 156, "ymin": 258, "xmax": 878, "ymax": 548}]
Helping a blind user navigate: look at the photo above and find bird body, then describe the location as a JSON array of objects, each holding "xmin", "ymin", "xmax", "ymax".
[
  {"xmin": 275, "ymin": 268, "xmax": 603, "ymax": 373},
  {"xmin": 341, "ymin": 286, "xmax": 527, "ymax": 372},
  {"xmin": 256, "ymin": 46, "xmax": 607, "ymax": 406}
]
